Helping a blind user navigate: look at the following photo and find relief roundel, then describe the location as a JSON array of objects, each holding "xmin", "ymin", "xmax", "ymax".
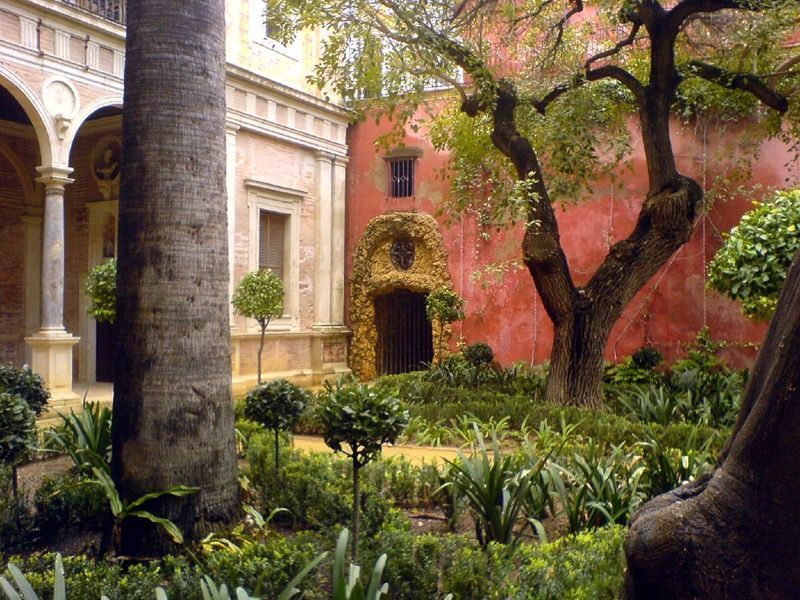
[{"xmin": 390, "ymin": 236, "xmax": 415, "ymax": 270}]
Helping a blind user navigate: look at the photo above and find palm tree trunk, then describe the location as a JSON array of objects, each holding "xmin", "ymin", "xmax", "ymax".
[{"xmin": 112, "ymin": 0, "xmax": 239, "ymax": 557}]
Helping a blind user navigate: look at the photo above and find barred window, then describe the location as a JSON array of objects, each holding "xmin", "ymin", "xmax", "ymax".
[
  {"xmin": 259, "ymin": 210, "xmax": 286, "ymax": 280},
  {"xmin": 388, "ymin": 158, "xmax": 415, "ymax": 198}
]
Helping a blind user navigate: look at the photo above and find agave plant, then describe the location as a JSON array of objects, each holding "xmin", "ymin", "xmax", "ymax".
[
  {"xmin": 44, "ymin": 398, "xmax": 112, "ymax": 476},
  {"xmin": 443, "ymin": 425, "xmax": 545, "ymax": 548},
  {"xmin": 332, "ymin": 528, "xmax": 389, "ymax": 600}
]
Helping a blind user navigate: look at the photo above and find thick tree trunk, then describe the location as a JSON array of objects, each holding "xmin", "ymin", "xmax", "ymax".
[
  {"xmin": 544, "ymin": 309, "xmax": 609, "ymax": 409},
  {"xmin": 624, "ymin": 248, "xmax": 800, "ymax": 598},
  {"xmin": 112, "ymin": 0, "xmax": 239, "ymax": 557}
]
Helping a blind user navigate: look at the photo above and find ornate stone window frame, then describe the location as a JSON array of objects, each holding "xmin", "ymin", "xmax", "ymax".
[{"xmin": 245, "ymin": 178, "xmax": 305, "ymax": 332}]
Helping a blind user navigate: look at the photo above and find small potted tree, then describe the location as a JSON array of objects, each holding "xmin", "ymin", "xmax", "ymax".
[
  {"xmin": 244, "ymin": 379, "xmax": 309, "ymax": 477},
  {"xmin": 425, "ymin": 287, "xmax": 465, "ymax": 367},
  {"xmin": 317, "ymin": 380, "xmax": 409, "ymax": 557},
  {"xmin": 232, "ymin": 270, "xmax": 284, "ymax": 383}
]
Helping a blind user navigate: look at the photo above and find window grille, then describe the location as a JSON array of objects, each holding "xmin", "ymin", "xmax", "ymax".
[
  {"xmin": 388, "ymin": 158, "xmax": 415, "ymax": 198},
  {"xmin": 259, "ymin": 210, "xmax": 286, "ymax": 280}
]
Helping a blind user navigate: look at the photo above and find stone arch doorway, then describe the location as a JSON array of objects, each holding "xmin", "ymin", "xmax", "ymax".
[{"xmin": 349, "ymin": 212, "xmax": 451, "ymax": 380}]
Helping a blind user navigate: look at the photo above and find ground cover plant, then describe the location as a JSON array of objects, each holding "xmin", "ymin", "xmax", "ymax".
[{"xmin": 2, "ymin": 337, "xmax": 743, "ymax": 598}]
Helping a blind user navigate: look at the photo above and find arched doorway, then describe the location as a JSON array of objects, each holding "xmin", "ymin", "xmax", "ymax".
[
  {"xmin": 374, "ymin": 289, "xmax": 433, "ymax": 374},
  {"xmin": 349, "ymin": 212, "xmax": 452, "ymax": 380}
]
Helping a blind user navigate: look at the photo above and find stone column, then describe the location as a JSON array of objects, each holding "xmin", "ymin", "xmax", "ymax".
[
  {"xmin": 330, "ymin": 156, "xmax": 348, "ymax": 326},
  {"xmin": 25, "ymin": 166, "xmax": 79, "ymax": 406},
  {"xmin": 226, "ymin": 124, "xmax": 239, "ymax": 332},
  {"xmin": 314, "ymin": 151, "xmax": 334, "ymax": 328},
  {"xmin": 21, "ymin": 214, "xmax": 42, "ymax": 365}
]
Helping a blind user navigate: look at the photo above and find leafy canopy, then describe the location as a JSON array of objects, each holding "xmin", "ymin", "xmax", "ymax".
[
  {"xmin": 317, "ymin": 380, "xmax": 409, "ymax": 468},
  {"xmin": 0, "ymin": 363, "xmax": 50, "ymax": 417},
  {"xmin": 708, "ymin": 189, "xmax": 800, "ymax": 321},
  {"xmin": 275, "ymin": 0, "xmax": 800, "ymax": 225},
  {"xmin": 426, "ymin": 287, "xmax": 466, "ymax": 325},
  {"xmin": 232, "ymin": 270, "xmax": 284, "ymax": 329},
  {"xmin": 85, "ymin": 259, "xmax": 117, "ymax": 324},
  {"xmin": 0, "ymin": 392, "xmax": 36, "ymax": 466},
  {"xmin": 244, "ymin": 379, "xmax": 310, "ymax": 432}
]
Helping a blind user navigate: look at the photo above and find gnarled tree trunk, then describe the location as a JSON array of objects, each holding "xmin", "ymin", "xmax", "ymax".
[
  {"xmin": 624, "ymin": 248, "xmax": 800, "ymax": 597},
  {"xmin": 112, "ymin": 0, "xmax": 240, "ymax": 557}
]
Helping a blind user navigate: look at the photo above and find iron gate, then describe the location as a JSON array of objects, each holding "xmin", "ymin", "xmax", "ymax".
[{"xmin": 374, "ymin": 290, "xmax": 433, "ymax": 375}]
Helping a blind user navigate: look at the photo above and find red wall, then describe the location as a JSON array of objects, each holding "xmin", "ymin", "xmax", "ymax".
[{"xmin": 346, "ymin": 108, "xmax": 798, "ymax": 369}]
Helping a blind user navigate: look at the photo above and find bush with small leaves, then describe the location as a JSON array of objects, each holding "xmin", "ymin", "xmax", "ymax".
[
  {"xmin": 317, "ymin": 380, "xmax": 409, "ymax": 556},
  {"xmin": 232, "ymin": 270, "xmax": 284, "ymax": 383},
  {"xmin": 85, "ymin": 258, "xmax": 117, "ymax": 324},
  {"xmin": 631, "ymin": 345, "xmax": 662, "ymax": 370},
  {"xmin": 0, "ymin": 363, "xmax": 50, "ymax": 416},
  {"xmin": 425, "ymin": 288, "xmax": 465, "ymax": 366},
  {"xmin": 462, "ymin": 342, "xmax": 494, "ymax": 367},
  {"xmin": 0, "ymin": 392, "xmax": 36, "ymax": 498},
  {"xmin": 244, "ymin": 379, "xmax": 309, "ymax": 476}
]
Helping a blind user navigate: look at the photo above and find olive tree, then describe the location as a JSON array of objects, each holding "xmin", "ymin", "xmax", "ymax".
[
  {"xmin": 244, "ymin": 379, "xmax": 309, "ymax": 476},
  {"xmin": 425, "ymin": 287, "xmax": 465, "ymax": 367},
  {"xmin": 708, "ymin": 188, "xmax": 800, "ymax": 321},
  {"xmin": 277, "ymin": 0, "xmax": 800, "ymax": 408},
  {"xmin": 232, "ymin": 270, "xmax": 284, "ymax": 383},
  {"xmin": 317, "ymin": 380, "xmax": 409, "ymax": 557}
]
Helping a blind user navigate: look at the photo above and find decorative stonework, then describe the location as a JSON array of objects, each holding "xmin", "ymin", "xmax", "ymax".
[
  {"xmin": 349, "ymin": 212, "xmax": 452, "ymax": 380},
  {"xmin": 390, "ymin": 236, "xmax": 415, "ymax": 270}
]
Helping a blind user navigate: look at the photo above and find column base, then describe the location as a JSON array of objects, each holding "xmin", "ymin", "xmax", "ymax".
[{"xmin": 25, "ymin": 331, "xmax": 81, "ymax": 406}]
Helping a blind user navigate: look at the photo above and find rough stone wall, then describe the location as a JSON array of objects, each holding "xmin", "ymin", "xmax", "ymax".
[{"xmin": 349, "ymin": 212, "xmax": 452, "ymax": 380}]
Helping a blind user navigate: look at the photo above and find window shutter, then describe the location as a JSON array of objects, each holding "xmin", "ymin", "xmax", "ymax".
[{"xmin": 259, "ymin": 211, "xmax": 286, "ymax": 280}]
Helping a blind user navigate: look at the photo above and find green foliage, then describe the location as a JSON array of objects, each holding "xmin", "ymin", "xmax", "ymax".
[
  {"xmin": 231, "ymin": 270, "xmax": 284, "ymax": 328},
  {"xmin": 317, "ymin": 381, "xmax": 409, "ymax": 469},
  {"xmin": 34, "ymin": 473, "xmax": 110, "ymax": 534},
  {"xmin": 0, "ymin": 467, "xmax": 35, "ymax": 552},
  {"xmin": 44, "ymin": 400, "xmax": 113, "ymax": 477},
  {"xmin": 462, "ymin": 343, "xmax": 494, "ymax": 367},
  {"xmin": 425, "ymin": 288, "xmax": 465, "ymax": 327},
  {"xmin": 512, "ymin": 526, "xmax": 626, "ymax": 599},
  {"xmin": 246, "ymin": 435, "xmax": 391, "ymax": 535},
  {"xmin": 332, "ymin": 528, "xmax": 389, "ymax": 600},
  {"xmin": 631, "ymin": 346, "xmax": 662, "ymax": 370},
  {"xmin": 0, "ymin": 364, "xmax": 50, "ymax": 417},
  {"xmin": 708, "ymin": 189, "xmax": 800, "ymax": 320},
  {"xmin": 244, "ymin": 380, "xmax": 309, "ymax": 433},
  {"xmin": 444, "ymin": 426, "xmax": 546, "ymax": 548},
  {"xmin": 0, "ymin": 392, "xmax": 36, "ymax": 468},
  {"xmin": 1, "ymin": 553, "xmax": 65, "ymax": 600},
  {"xmin": 85, "ymin": 259, "xmax": 117, "ymax": 324}
]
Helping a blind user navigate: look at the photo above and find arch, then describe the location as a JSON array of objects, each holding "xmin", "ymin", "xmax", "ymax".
[
  {"xmin": 0, "ymin": 140, "xmax": 35, "ymax": 207},
  {"xmin": 63, "ymin": 94, "xmax": 123, "ymax": 156},
  {"xmin": 349, "ymin": 212, "xmax": 452, "ymax": 380},
  {"xmin": 0, "ymin": 64, "xmax": 56, "ymax": 167}
]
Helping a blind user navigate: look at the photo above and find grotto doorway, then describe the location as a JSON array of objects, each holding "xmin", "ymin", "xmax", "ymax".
[{"xmin": 374, "ymin": 290, "xmax": 433, "ymax": 375}]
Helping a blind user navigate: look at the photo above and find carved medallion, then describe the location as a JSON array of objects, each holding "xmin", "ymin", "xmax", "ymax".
[{"xmin": 390, "ymin": 236, "xmax": 415, "ymax": 270}]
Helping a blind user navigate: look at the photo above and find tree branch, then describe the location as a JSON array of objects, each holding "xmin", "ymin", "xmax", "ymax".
[
  {"xmin": 586, "ymin": 65, "xmax": 646, "ymax": 103},
  {"xmin": 686, "ymin": 60, "xmax": 790, "ymax": 112},
  {"xmin": 585, "ymin": 23, "xmax": 642, "ymax": 70},
  {"xmin": 665, "ymin": 0, "xmax": 777, "ymax": 35}
]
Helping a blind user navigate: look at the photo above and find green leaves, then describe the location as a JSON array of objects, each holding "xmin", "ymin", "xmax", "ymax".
[
  {"xmin": 244, "ymin": 380, "xmax": 309, "ymax": 433},
  {"xmin": 708, "ymin": 189, "xmax": 800, "ymax": 320},
  {"xmin": 0, "ymin": 392, "xmax": 36, "ymax": 467},
  {"xmin": 317, "ymin": 380, "xmax": 409, "ymax": 468},
  {"xmin": 425, "ymin": 287, "xmax": 465, "ymax": 326},
  {"xmin": 332, "ymin": 528, "xmax": 389, "ymax": 600},
  {"xmin": 85, "ymin": 259, "xmax": 117, "ymax": 324},
  {"xmin": 232, "ymin": 270, "xmax": 284, "ymax": 328}
]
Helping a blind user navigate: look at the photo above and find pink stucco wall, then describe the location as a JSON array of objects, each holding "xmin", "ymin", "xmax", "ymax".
[{"xmin": 346, "ymin": 108, "xmax": 798, "ymax": 369}]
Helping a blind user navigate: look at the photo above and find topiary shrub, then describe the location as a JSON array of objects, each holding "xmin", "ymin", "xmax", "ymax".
[
  {"xmin": 708, "ymin": 188, "xmax": 800, "ymax": 321},
  {"xmin": 463, "ymin": 342, "xmax": 494, "ymax": 367},
  {"xmin": 232, "ymin": 270, "xmax": 284, "ymax": 383},
  {"xmin": 631, "ymin": 345, "xmax": 663, "ymax": 370},
  {"xmin": 317, "ymin": 380, "xmax": 409, "ymax": 556},
  {"xmin": 0, "ymin": 363, "xmax": 50, "ymax": 416},
  {"xmin": 0, "ymin": 391, "xmax": 36, "ymax": 497},
  {"xmin": 425, "ymin": 287, "xmax": 465, "ymax": 367},
  {"xmin": 244, "ymin": 379, "xmax": 309, "ymax": 477}
]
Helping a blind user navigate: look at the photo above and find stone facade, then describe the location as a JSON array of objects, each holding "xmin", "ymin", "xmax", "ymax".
[{"xmin": 0, "ymin": 0, "xmax": 350, "ymax": 409}]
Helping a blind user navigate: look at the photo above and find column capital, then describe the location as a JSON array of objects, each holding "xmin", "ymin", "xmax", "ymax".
[
  {"xmin": 314, "ymin": 150, "xmax": 336, "ymax": 163},
  {"xmin": 226, "ymin": 122, "xmax": 241, "ymax": 136},
  {"xmin": 333, "ymin": 155, "xmax": 349, "ymax": 167},
  {"xmin": 36, "ymin": 165, "xmax": 74, "ymax": 188}
]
